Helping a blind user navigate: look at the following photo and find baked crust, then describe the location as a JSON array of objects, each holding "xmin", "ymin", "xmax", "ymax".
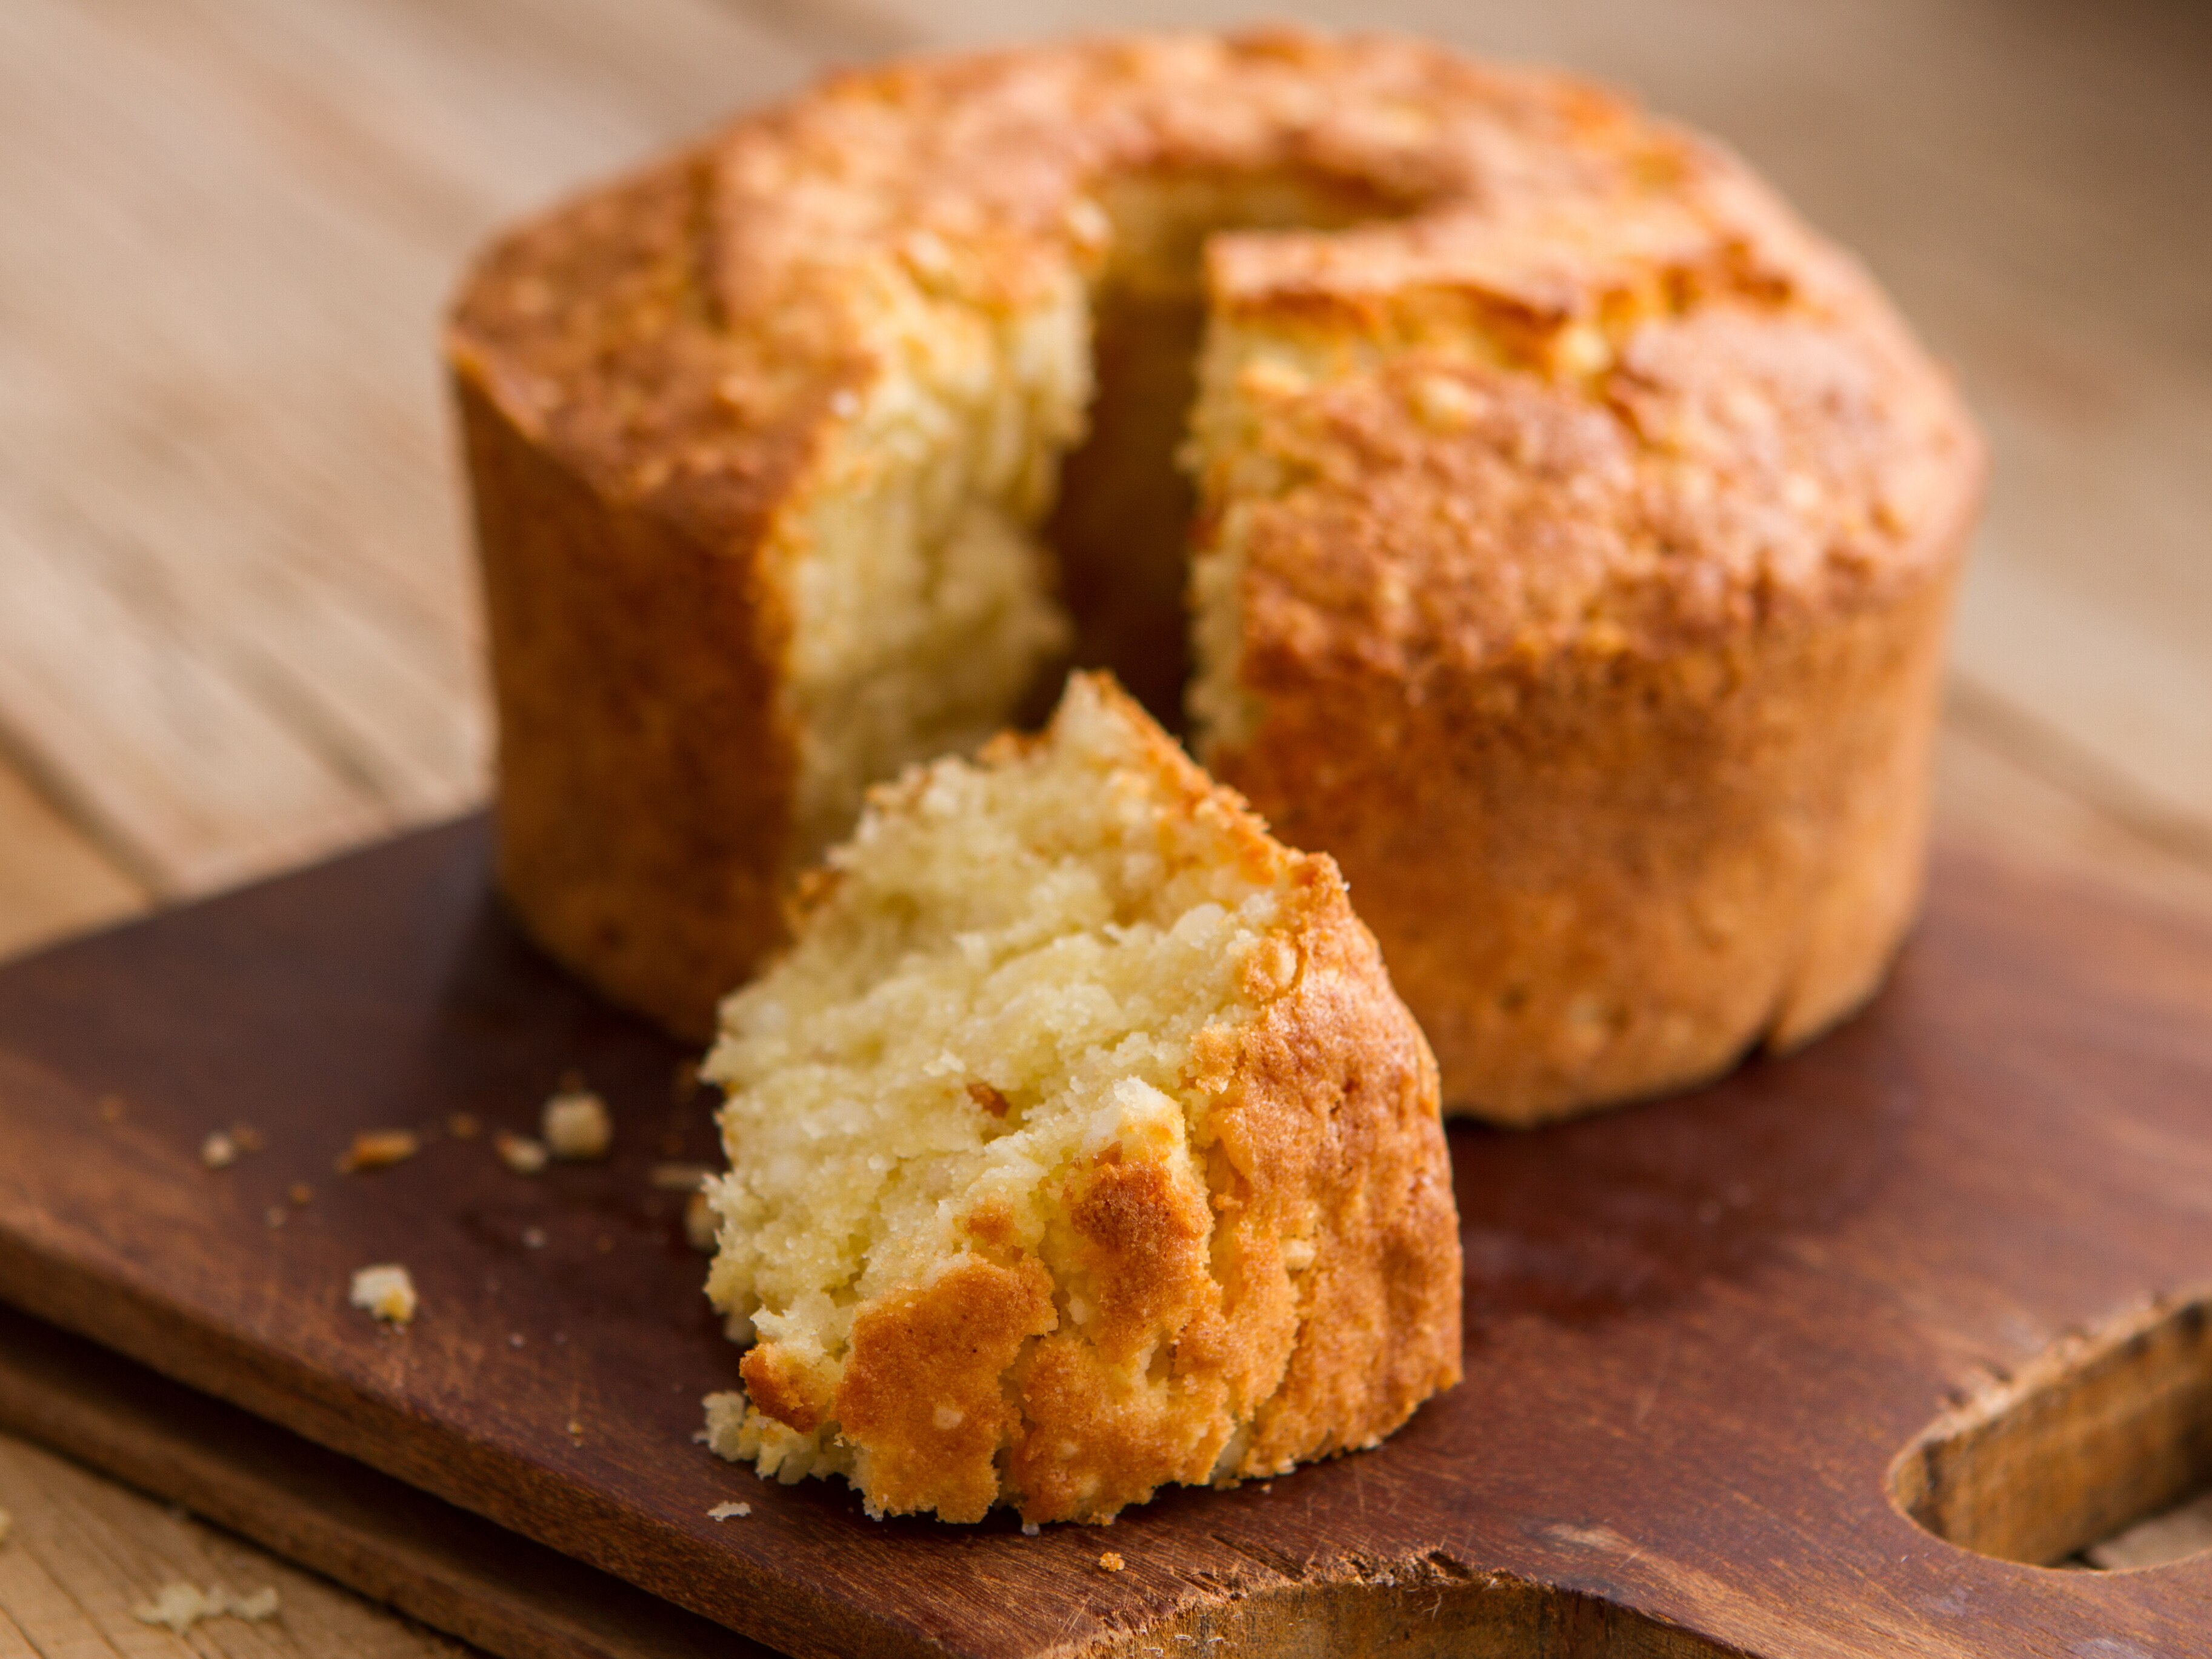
[
  {"xmin": 451, "ymin": 28, "xmax": 1984, "ymax": 1111},
  {"xmin": 704, "ymin": 675, "xmax": 1462, "ymax": 1524}
]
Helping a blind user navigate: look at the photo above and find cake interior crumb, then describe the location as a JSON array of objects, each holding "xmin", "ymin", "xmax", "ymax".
[
  {"xmin": 542, "ymin": 1086, "xmax": 613, "ymax": 1160},
  {"xmin": 702, "ymin": 676, "xmax": 1285, "ymax": 1513},
  {"xmin": 348, "ymin": 1264, "xmax": 418, "ymax": 1326}
]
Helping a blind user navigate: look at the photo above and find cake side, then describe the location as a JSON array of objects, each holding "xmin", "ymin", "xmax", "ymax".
[
  {"xmin": 698, "ymin": 674, "xmax": 1460, "ymax": 1523},
  {"xmin": 1184, "ymin": 140, "xmax": 1986, "ymax": 1119}
]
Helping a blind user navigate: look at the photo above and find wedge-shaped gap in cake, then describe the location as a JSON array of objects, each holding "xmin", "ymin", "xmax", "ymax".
[
  {"xmin": 1890, "ymin": 1291, "xmax": 2212, "ymax": 1570},
  {"xmin": 1042, "ymin": 166, "xmax": 1414, "ymax": 733}
]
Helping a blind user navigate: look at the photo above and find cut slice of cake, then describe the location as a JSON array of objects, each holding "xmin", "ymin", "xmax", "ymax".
[{"xmin": 699, "ymin": 673, "xmax": 1461, "ymax": 1524}]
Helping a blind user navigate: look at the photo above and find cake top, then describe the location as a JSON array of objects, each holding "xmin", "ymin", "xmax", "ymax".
[{"xmin": 451, "ymin": 28, "xmax": 1983, "ymax": 670}]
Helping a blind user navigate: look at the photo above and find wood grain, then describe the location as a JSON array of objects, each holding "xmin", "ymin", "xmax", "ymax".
[
  {"xmin": 0, "ymin": 1304, "xmax": 761, "ymax": 1659},
  {"xmin": 0, "ymin": 0, "xmax": 816, "ymax": 896},
  {"xmin": 0, "ymin": 1409, "xmax": 462, "ymax": 1659},
  {"xmin": 3, "ymin": 819, "xmax": 2212, "ymax": 1657}
]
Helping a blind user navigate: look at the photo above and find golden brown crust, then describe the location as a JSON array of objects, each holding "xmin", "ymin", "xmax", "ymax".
[
  {"xmin": 1203, "ymin": 334, "xmax": 1980, "ymax": 1116},
  {"xmin": 833, "ymin": 1257, "xmax": 1058, "ymax": 1524},
  {"xmin": 453, "ymin": 28, "xmax": 1984, "ymax": 1110}
]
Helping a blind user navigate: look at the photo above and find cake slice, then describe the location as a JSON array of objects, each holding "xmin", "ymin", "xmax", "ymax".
[{"xmin": 699, "ymin": 673, "xmax": 1461, "ymax": 1524}]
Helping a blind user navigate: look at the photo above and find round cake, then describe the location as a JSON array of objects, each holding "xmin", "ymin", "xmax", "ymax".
[{"xmin": 448, "ymin": 28, "xmax": 1985, "ymax": 1123}]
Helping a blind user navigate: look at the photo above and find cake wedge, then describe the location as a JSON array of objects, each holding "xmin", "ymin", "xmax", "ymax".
[{"xmin": 699, "ymin": 673, "xmax": 1461, "ymax": 1524}]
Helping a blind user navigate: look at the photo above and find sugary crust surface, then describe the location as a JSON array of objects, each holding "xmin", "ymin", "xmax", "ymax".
[
  {"xmin": 451, "ymin": 26, "xmax": 1985, "ymax": 1103},
  {"xmin": 713, "ymin": 677, "xmax": 1462, "ymax": 1523},
  {"xmin": 454, "ymin": 29, "xmax": 1970, "ymax": 625}
]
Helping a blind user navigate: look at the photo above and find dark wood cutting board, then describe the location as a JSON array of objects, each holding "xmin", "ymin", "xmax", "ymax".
[{"xmin": 2, "ymin": 817, "xmax": 2210, "ymax": 1657}]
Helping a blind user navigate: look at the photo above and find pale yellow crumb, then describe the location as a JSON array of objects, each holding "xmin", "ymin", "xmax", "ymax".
[
  {"xmin": 233, "ymin": 1586, "xmax": 280, "ymax": 1621},
  {"xmin": 348, "ymin": 1264, "xmax": 417, "ymax": 1326},
  {"xmin": 496, "ymin": 1131, "xmax": 550, "ymax": 1175},
  {"xmin": 565, "ymin": 1418, "xmax": 584, "ymax": 1443},
  {"xmin": 447, "ymin": 1112, "xmax": 482, "ymax": 1140},
  {"xmin": 1097, "ymin": 1551, "xmax": 1124, "ymax": 1572},
  {"xmin": 132, "ymin": 1583, "xmax": 278, "ymax": 1632},
  {"xmin": 683, "ymin": 1191, "xmax": 718, "ymax": 1253},
  {"xmin": 542, "ymin": 1088, "xmax": 613, "ymax": 1161},
  {"xmin": 707, "ymin": 1500, "xmax": 751, "ymax": 1520},
  {"xmin": 199, "ymin": 1131, "xmax": 237, "ymax": 1169},
  {"xmin": 337, "ymin": 1129, "xmax": 419, "ymax": 1173}
]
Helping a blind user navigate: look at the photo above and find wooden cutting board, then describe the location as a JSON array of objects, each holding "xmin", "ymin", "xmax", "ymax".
[{"xmin": 1, "ymin": 818, "xmax": 2209, "ymax": 1658}]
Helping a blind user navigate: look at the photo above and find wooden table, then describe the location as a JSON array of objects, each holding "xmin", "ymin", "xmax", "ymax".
[{"xmin": 1, "ymin": 0, "xmax": 2205, "ymax": 1651}]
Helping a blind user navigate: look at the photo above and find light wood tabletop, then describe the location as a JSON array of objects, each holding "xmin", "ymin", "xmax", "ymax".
[{"xmin": 0, "ymin": 0, "xmax": 2205, "ymax": 1651}]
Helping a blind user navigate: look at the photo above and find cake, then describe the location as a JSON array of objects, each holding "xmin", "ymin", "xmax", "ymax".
[
  {"xmin": 697, "ymin": 673, "xmax": 1461, "ymax": 1524},
  {"xmin": 449, "ymin": 28, "xmax": 1985, "ymax": 1121}
]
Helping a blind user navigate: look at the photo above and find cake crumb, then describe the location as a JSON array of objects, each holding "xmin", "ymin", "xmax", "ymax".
[
  {"xmin": 337, "ymin": 1129, "xmax": 419, "ymax": 1173},
  {"xmin": 230, "ymin": 1123, "xmax": 265, "ymax": 1153},
  {"xmin": 288, "ymin": 1182, "xmax": 314, "ymax": 1206},
  {"xmin": 542, "ymin": 1086, "xmax": 613, "ymax": 1161},
  {"xmin": 264, "ymin": 1206, "xmax": 287, "ymax": 1229},
  {"xmin": 650, "ymin": 1162, "xmax": 713, "ymax": 1191},
  {"xmin": 565, "ymin": 1418, "xmax": 584, "ymax": 1443},
  {"xmin": 349, "ymin": 1264, "xmax": 418, "ymax": 1326},
  {"xmin": 683, "ymin": 1191, "xmax": 718, "ymax": 1252},
  {"xmin": 496, "ymin": 1132, "xmax": 550, "ymax": 1174},
  {"xmin": 200, "ymin": 1131, "xmax": 238, "ymax": 1169},
  {"xmin": 508, "ymin": 1332, "xmax": 525, "ymax": 1348},
  {"xmin": 132, "ymin": 1583, "xmax": 279, "ymax": 1632},
  {"xmin": 1097, "ymin": 1551, "xmax": 1125, "ymax": 1572},
  {"xmin": 1021, "ymin": 1521, "xmax": 1040, "ymax": 1537},
  {"xmin": 447, "ymin": 1112, "xmax": 482, "ymax": 1140},
  {"xmin": 521, "ymin": 1226, "xmax": 548, "ymax": 1250},
  {"xmin": 708, "ymin": 1501, "xmax": 752, "ymax": 1520}
]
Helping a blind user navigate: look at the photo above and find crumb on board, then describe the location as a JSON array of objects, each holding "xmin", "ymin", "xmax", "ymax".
[
  {"xmin": 447, "ymin": 1112, "xmax": 482, "ymax": 1140},
  {"xmin": 650, "ymin": 1162, "xmax": 713, "ymax": 1192},
  {"xmin": 542, "ymin": 1085, "xmax": 613, "ymax": 1161},
  {"xmin": 264, "ymin": 1206, "xmax": 287, "ymax": 1229},
  {"xmin": 200, "ymin": 1131, "xmax": 238, "ymax": 1169},
  {"xmin": 337, "ymin": 1129, "xmax": 420, "ymax": 1173},
  {"xmin": 708, "ymin": 1501, "xmax": 751, "ymax": 1520},
  {"xmin": 288, "ymin": 1182, "xmax": 313, "ymax": 1206},
  {"xmin": 508, "ymin": 1332, "xmax": 525, "ymax": 1348},
  {"xmin": 348, "ymin": 1264, "xmax": 417, "ymax": 1327},
  {"xmin": 496, "ymin": 1131, "xmax": 550, "ymax": 1175},
  {"xmin": 565, "ymin": 1418, "xmax": 584, "ymax": 1443},
  {"xmin": 1097, "ymin": 1551, "xmax": 1125, "ymax": 1572},
  {"xmin": 133, "ymin": 1583, "xmax": 280, "ymax": 1631},
  {"xmin": 230, "ymin": 1123, "xmax": 264, "ymax": 1153},
  {"xmin": 521, "ymin": 1226, "xmax": 548, "ymax": 1250},
  {"xmin": 683, "ymin": 1191, "xmax": 718, "ymax": 1253},
  {"xmin": 1021, "ymin": 1521, "xmax": 1040, "ymax": 1537}
]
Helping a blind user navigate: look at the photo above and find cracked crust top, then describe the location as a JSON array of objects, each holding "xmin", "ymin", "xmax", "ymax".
[{"xmin": 450, "ymin": 26, "xmax": 1979, "ymax": 671}]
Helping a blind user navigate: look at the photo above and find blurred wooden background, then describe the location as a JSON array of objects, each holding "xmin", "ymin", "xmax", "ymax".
[{"xmin": 0, "ymin": 0, "xmax": 2205, "ymax": 1651}]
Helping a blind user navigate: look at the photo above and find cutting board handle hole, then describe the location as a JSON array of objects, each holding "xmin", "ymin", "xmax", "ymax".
[{"xmin": 1889, "ymin": 1291, "xmax": 2212, "ymax": 1571}]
